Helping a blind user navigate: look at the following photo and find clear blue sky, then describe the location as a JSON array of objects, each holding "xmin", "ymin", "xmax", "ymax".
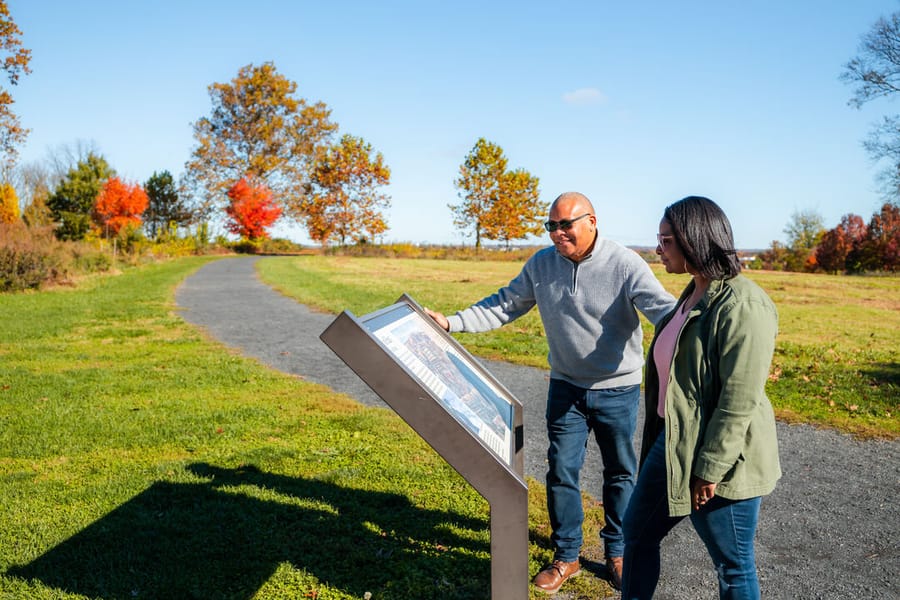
[{"xmin": 10, "ymin": 1, "xmax": 900, "ymax": 249}]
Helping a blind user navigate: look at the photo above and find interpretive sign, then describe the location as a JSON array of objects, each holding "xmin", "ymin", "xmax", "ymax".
[
  {"xmin": 361, "ymin": 301, "xmax": 515, "ymax": 465},
  {"xmin": 320, "ymin": 294, "xmax": 528, "ymax": 600}
]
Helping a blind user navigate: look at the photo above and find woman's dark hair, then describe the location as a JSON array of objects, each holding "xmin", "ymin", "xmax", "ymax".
[{"xmin": 663, "ymin": 196, "xmax": 741, "ymax": 279}]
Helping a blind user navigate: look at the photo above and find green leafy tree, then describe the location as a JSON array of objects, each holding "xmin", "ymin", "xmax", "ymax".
[
  {"xmin": 481, "ymin": 168, "xmax": 545, "ymax": 249},
  {"xmin": 842, "ymin": 10, "xmax": 900, "ymax": 199},
  {"xmin": 305, "ymin": 134, "xmax": 391, "ymax": 246},
  {"xmin": 184, "ymin": 62, "xmax": 337, "ymax": 223},
  {"xmin": 783, "ymin": 209, "xmax": 825, "ymax": 271},
  {"xmin": 0, "ymin": 2, "xmax": 31, "ymax": 176},
  {"xmin": 47, "ymin": 152, "xmax": 115, "ymax": 240},
  {"xmin": 144, "ymin": 170, "xmax": 191, "ymax": 239}
]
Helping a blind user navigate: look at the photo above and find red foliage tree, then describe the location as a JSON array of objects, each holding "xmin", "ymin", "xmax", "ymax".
[
  {"xmin": 93, "ymin": 176, "xmax": 149, "ymax": 235},
  {"xmin": 815, "ymin": 214, "xmax": 867, "ymax": 273},
  {"xmin": 861, "ymin": 202, "xmax": 900, "ymax": 271},
  {"xmin": 224, "ymin": 177, "xmax": 282, "ymax": 240}
]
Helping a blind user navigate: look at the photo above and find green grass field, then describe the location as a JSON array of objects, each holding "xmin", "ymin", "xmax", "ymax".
[
  {"xmin": 0, "ymin": 256, "xmax": 614, "ymax": 599},
  {"xmin": 256, "ymin": 255, "xmax": 900, "ymax": 439},
  {"xmin": 2, "ymin": 255, "xmax": 896, "ymax": 599}
]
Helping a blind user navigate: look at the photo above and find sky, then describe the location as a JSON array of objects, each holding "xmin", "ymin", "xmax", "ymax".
[{"xmin": 9, "ymin": 0, "xmax": 900, "ymax": 249}]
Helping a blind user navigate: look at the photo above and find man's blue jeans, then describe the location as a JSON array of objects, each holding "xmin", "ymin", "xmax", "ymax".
[
  {"xmin": 622, "ymin": 431, "xmax": 762, "ymax": 600},
  {"xmin": 545, "ymin": 379, "xmax": 639, "ymax": 561}
]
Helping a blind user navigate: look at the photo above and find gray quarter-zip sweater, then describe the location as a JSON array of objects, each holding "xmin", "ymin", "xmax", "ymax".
[{"xmin": 447, "ymin": 237, "xmax": 676, "ymax": 389}]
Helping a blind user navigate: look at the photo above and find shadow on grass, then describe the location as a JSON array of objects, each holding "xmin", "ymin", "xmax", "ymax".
[
  {"xmin": 860, "ymin": 361, "xmax": 900, "ymax": 387},
  {"xmin": 8, "ymin": 462, "xmax": 491, "ymax": 599}
]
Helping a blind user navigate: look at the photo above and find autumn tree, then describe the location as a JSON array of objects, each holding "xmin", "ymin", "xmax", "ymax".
[
  {"xmin": 22, "ymin": 191, "xmax": 50, "ymax": 226},
  {"xmin": 858, "ymin": 202, "xmax": 900, "ymax": 271},
  {"xmin": 14, "ymin": 143, "xmax": 99, "ymax": 228},
  {"xmin": 13, "ymin": 160, "xmax": 52, "ymax": 226},
  {"xmin": 0, "ymin": 180, "xmax": 17, "ymax": 223},
  {"xmin": 93, "ymin": 177, "xmax": 149, "ymax": 236},
  {"xmin": 452, "ymin": 138, "xmax": 544, "ymax": 249},
  {"xmin": 224, "ymin": 177, "xmax": 282, "ymax": 240},
  {"xmin": 452, "ymin": 138, "xmax": 507, "ymax": 249},
  {"xmin": 144, "ymin": 170, "xmax": 191, "ymax": 238},
  {"xmin": 815, "ymin": 214, "xmax": 867, "ymax": 273},
  {"xmin": 481, "ymin": 168, "xmax": 545, "ymax": 249},
  {"xmin": 304, "ymin": 134, "xmax": 391, "ymax": 245},
  {"xmin": 47, "ymin": 152, "xmax": 115, "ymax": 240},
  {"xmin": 757, "ymin": 240, "xmax": 790, "ymax": 271},
  {"xmin": 0, "ymin": 2, "xmax": 31, "ymax": 177},
  {"xmin": 184, "ymin": 62, "xmax": 337, "ymax": 223}
]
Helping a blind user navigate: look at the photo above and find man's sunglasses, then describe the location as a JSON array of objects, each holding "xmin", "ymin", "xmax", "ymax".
[{"xmin": 544, "ymin": 213, "xmax": 591, "ymax": 232}]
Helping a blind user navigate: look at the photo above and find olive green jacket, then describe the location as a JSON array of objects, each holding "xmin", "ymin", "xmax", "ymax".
[{"xmin": 640, "ymin": 274, "xmax": 781, "ymax": 517}]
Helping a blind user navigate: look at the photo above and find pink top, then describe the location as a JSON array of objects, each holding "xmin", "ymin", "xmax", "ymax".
[{"xmin": 653, "ymin": 303, "xmax": 691, "ymax": 418}]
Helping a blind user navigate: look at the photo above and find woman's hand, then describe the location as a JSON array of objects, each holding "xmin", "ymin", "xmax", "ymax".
[{"xmin": 692, "ymin": 477, "xmax": 717, "ymax": 511}]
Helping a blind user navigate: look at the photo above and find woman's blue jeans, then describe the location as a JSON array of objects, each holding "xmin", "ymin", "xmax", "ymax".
[
  {"xmin": 622, "ymin": 431, "xmax": 762, "ymax": 600},
  {"xmin": 545, "ymin": 379, "xmax": 639, "ymax": 561}
]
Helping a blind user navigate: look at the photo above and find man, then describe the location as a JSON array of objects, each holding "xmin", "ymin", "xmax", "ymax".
[{"xmin": 425, "ymin": 192, "xmax": 675, "ymax": 593}]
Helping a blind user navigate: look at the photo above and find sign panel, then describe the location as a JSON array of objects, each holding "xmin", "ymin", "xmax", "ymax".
[{"xmin": 360, "ymin": 302, "xmax": 515, "ymax": 465}]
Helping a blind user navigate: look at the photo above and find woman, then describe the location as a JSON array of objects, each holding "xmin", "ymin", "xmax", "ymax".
[{"xmin": 621, "ymin": 196, "xmax": 781, "ymax": 599}]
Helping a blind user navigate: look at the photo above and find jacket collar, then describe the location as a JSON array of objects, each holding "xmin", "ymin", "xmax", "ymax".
[{"xmin": 678, "ymin": 277, "xmax": 730, "ymax": 314}]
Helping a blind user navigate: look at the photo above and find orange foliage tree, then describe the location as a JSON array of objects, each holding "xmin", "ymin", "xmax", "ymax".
[
  {"xmin": 224, "ymin": 177, "xmax": 282, "ymax": 240},
  {"xmin": 93, "ymin": 176, "xmax": 149, "ymax": 236},
  {"xmin": 185, "ymin": 62, "xmax": 336, "ymax": 221},
  {"xmin": 452, "ymin": 138, "xmax": 544, "ymax": 249},
  {"xmin": 481, "ymin": 168, "xmax": 544, "ymax": 249},
  {"xmin": 304, "ymin": 134, "xmax": 390, "ymax": 245},
  {"xmin": 0, "ymin": 180, "xmax": 18, "ymax": 223},
  {"xmin": 0, "ymin": 1, "xmax": 31, "ymax": 174}
]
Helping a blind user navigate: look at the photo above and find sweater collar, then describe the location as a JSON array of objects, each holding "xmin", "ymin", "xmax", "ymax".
[{"xmin": 556, "ymin": 234, "xmax": 601, "ymax": 264}]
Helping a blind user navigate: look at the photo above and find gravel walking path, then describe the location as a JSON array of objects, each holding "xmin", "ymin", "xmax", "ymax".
[{"xmin": 175, "ymin": 256, "xmax": 898, "ymax": 599}]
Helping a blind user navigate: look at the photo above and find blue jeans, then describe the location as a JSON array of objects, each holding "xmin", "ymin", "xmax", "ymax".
[
  {"xmin": 545, "ymin": 379, "xmax": 639, "ymax": 561},
  {"xmin": 622, "ymin": 432, "xmax": 762, "ymax": 600}
]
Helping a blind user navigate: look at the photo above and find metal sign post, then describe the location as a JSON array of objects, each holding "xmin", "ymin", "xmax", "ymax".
[{"xmin": 320, "ymin": 294, "xmax": 528, "ymax": 600}]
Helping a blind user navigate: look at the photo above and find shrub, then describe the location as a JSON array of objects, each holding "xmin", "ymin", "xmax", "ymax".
[
  {"xmin": 71, "ymin": 246, "xmax": 113, "ymax": 273},
  {"xmin": 0, "ymin": 223, "xmax": 122, "ymax": 292},
  {"xmin": 0, "ymin": 223, "xmax": 66, "ymax": 291},
  {"xmin": 0, "ymin": 245, "xmax": 56, "ymax": 291},
  {"xmin": 231, "ymin": 239, "xmax": 260, "ymax": 254},
  {"xmin": 256, "ymin": 237, "xmax": 304, "ymax": 254},
  {"xmin": 321, "ymin": 242, "xmax": 543, "ymax": 261}
]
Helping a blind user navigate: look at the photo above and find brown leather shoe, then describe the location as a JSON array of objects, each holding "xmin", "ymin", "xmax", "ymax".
[
  {"xmin": 606, "ymin": 555, "xmax": 623, "ymax": 591},
  {"xmin": 532, "ymin": 559, "xmax": 581, "ymax": 594}
]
